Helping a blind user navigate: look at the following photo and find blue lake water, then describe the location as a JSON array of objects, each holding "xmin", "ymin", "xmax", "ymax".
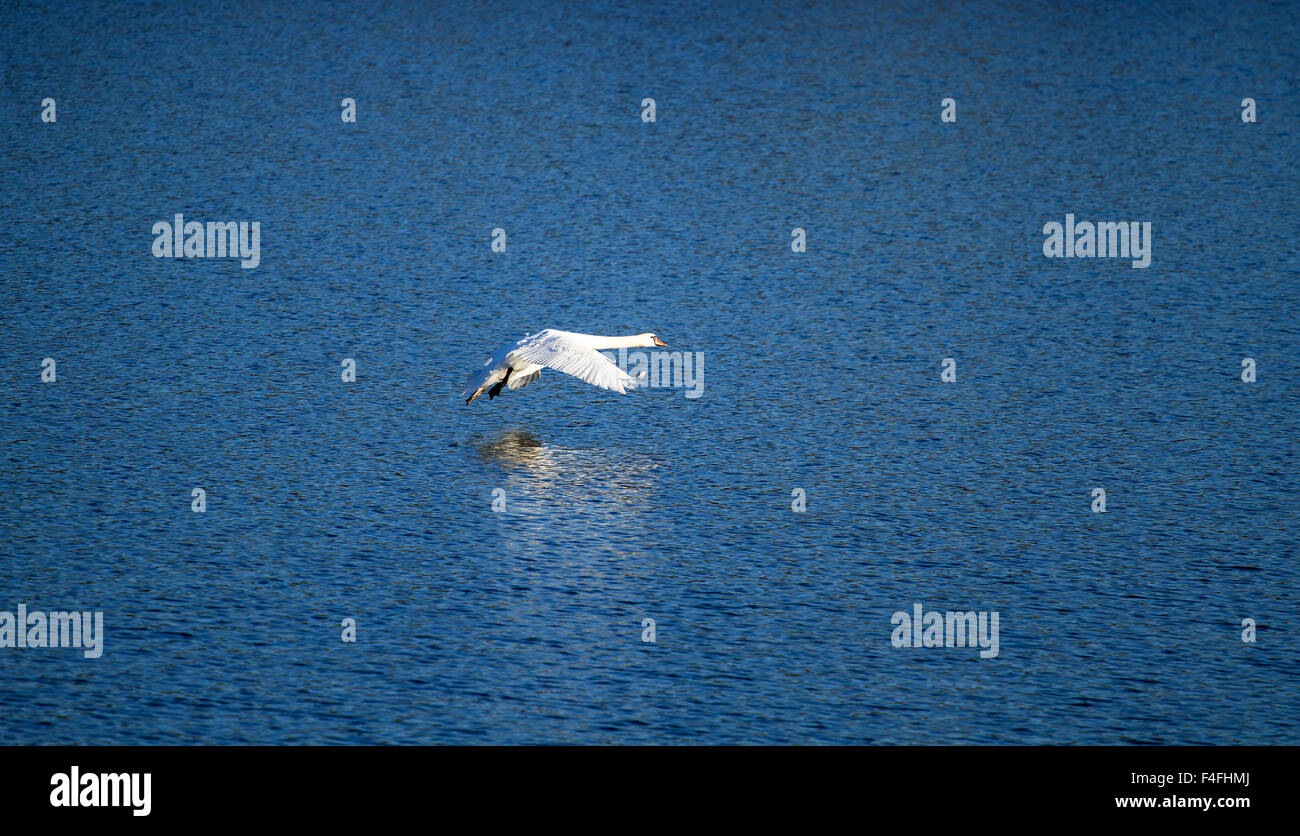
[{"xmin": 1, "ymin": 0, "xmax": 1297, "ymax": 744}]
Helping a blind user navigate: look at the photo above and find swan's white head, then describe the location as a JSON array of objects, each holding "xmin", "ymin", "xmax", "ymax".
[{"xmin": 639, "ymin": 332, "xmax": 668, "ymax": 347}]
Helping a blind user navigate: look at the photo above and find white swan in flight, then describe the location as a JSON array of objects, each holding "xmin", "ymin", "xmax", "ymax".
[{"xmin": 462, "ymin": 329, "xmax": 667, "ymax": 405}]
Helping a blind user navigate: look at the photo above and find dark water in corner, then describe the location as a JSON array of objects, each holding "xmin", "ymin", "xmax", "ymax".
[{"xmin": 1, "ymin": 0, "xmax": 1297, "ymax": 744}]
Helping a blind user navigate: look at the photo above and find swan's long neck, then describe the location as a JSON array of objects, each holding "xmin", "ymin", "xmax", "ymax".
[{"xmin": 583, "ymin": 334, "xmax": 648, "ymax": 350}]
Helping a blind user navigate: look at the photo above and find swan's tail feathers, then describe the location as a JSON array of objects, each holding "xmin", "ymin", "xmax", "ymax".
[{"xmin": 462, "ymin": 362, "xmax": 504, "ymax": 405}]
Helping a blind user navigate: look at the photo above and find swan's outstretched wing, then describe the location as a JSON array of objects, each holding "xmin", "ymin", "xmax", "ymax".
[
  {"xmin": 506, "ymin": 367, "xmax": 542, "ymax": 391},
  {"xmin": 508, "ymin": 330, "xmax": 640, "ymax": 394}
]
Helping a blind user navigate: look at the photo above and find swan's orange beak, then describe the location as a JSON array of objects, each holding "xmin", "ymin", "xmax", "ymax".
[{"xmin": 653, "ymin": 336, "xmax": 667, "ymax": 347}]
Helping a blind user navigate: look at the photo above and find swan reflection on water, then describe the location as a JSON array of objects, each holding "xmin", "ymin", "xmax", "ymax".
[
  {"xmin": 470, "ymin": 429, "xmax": 660, "ymax": 565},
  {"xmin": 473, "ymin": 429, "xmax": 658, "ymax": 503}
]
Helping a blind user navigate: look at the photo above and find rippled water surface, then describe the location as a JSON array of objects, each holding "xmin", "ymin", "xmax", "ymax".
[{"xmin": 1, "ymin": 0, "xmax": 1298, "ymax": 744}]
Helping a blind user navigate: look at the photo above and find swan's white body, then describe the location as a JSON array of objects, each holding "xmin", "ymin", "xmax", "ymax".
[{"xmin": 462, "ymin": 329, "xmax": 666, "ymax": 404}]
